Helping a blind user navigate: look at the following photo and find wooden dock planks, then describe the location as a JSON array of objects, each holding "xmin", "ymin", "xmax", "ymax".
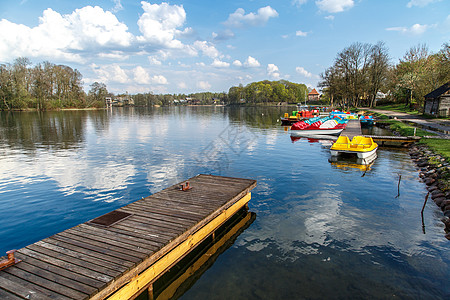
[
  {"xmin": 0, "ymin": 174, "xmax": 256, "ymax": 300},
  {"xmin": 341, "ymin": 119, "xmax": 362, "ymax": 139}
]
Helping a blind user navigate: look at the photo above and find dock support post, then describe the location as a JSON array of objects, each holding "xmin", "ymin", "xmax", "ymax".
[{"xmin": 148, "ymin": 284, "xmax": 154, "ymax": 300}]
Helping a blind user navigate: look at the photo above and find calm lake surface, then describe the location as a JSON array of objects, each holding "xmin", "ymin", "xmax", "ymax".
[{"xmin": 1, "ymin": 106, "xmax": 449, "ymax": 299}]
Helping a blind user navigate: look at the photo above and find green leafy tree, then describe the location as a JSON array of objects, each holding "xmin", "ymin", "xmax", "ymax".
[{"xmin": 88, "ymin": 82, "xmax": 108, "ymax": 107}]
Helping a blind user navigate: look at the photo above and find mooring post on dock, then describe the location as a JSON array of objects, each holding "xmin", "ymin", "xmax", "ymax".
[{"xmin": 0, "ymin": 250, "xmax": 21, "ymax": 271}]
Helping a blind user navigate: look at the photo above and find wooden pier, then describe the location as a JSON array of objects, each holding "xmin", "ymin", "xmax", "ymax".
[
  {"xmin": 341, "ymin": 120, "xmax": 362, "ymax": 139},
  {"xmin": 366, "ymin": 135, "xmax": 421, "ymax": 145},
  {"xmin": 340, "ymin": 120, "xmax": 421, "ymax": 144},
  {"xmin": 0, "ymin": 174, "xmax": 256, "ymax": 300}
]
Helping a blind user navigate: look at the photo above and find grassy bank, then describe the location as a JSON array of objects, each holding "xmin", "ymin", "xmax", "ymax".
[
  {"xmin": 419, "ymin": 139, "xmax": 450, "ymax": 161},
  {"xmin": 375, "ymin": 104, "xmax": 420, "ymax": 114},
  {"xmin": 372, "ymin": 111, "xmax": 450, "ymax": 161}
]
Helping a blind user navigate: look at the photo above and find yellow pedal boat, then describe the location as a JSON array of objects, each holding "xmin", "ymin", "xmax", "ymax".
[{"xmin": 330, "ymin": 135, "xmax": 378, "ymax": 159}]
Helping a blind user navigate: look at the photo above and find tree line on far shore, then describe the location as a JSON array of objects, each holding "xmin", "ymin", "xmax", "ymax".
[
  {"xmin": 1, "ymin": 40, "xmax": 449, "ymax": 111},
  {"xmin": 319, "ymin": 41, "xmax": 450, "ymax": 109}
]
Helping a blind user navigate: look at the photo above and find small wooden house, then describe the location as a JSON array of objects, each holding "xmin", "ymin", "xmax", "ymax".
[
  {"xmin": 308, "ymin": 88, "xmax": 320, "ymax": 101},
  {"xmin": 424, "ymin": 82, "xmax": 450, "ymax": 117}
]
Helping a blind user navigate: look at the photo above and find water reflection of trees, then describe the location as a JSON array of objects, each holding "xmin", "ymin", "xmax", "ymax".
[
  {"xmin": 226, "ymin": 106, "xmax": 297, "ymax": 128},
  {"xmin": 0, "ymin": 110, "xmax": 109, "ymax": 151}
]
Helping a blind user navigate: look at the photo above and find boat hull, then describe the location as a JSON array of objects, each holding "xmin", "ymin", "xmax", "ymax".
[
  {"xmin": 330, "ymin": 147, "xmax": 378, "ymax": 158},
  {"xmin": 290, "ymin": 128, "xmax": 344, "ymax": 136}
]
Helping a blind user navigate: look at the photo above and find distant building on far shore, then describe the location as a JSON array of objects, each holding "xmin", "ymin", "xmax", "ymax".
[{"xmin": 308, "ymin": 88, "xmax": 320, "ymax": 101}]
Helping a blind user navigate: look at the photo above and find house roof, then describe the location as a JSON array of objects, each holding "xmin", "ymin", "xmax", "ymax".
[
  {"xmin": 424, "ymin": 81, "xmax": 450, "ymax": 99},
  {"xmin": 308, "ymin": 88, "xmax": 319, "ymax": 95}
]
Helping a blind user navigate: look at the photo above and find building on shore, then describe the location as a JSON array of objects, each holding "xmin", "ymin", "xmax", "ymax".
[
  {"xmin": 308, "ymin": 88, "xmax": 320, "ymax": 101},
  {"xmin": 424, "ymin": 82, "xmax": 450, "ymax": 117}
]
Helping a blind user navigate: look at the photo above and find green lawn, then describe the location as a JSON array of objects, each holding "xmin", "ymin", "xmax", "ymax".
[
  {"xmin": 375, "ymin": 103, "xmax": 449, "ymax": 120},
  {"xmin": 375, "ymin": 104, "xmax": 420, "ymax": 114},
  {"xmin": 419, "ymin": 138, "xmax": 450, "ymax": 161}
]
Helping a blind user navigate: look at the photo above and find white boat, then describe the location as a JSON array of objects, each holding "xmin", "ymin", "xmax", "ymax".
[
  {"xmin": 290, "ymin": 118, "xmax": 346, "ymax": 136},
  {"xmin": 290, "ymin": 128, "xmax": 344, "ymax": 136}
]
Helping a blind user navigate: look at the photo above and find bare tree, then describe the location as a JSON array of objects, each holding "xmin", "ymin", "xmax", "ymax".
[{"xmin": 367, "ymin": 41, "xmax": 390, "ymax": 107}]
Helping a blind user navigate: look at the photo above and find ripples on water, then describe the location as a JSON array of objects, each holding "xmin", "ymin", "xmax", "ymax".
[{"xmin": 0, "ymin": 107, "xmax": 449, "ymax": 299}]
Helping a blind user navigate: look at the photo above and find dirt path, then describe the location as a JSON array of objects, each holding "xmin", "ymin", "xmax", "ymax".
[{"xmin": 360, "ymin": 108, "xmax": 450, "ymax": 137}]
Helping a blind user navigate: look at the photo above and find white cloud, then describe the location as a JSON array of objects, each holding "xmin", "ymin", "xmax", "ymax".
[
  {"xmin": 133, "ymin": 66, "xmax": 150, "ymax": 84},
  {"xmin": 197, "ymin": 81, "xmax": 211, "ymax": 90},
  {"xmin": 211, "ymin": 59, "xmax": 230, "ymax": 68},
  {"xmin": 292, "ymin": 0, "xmax": 308, "ymax": 7},
  {"xmin": 112, "ymin": 0, "xmax": 123, "ymax": 12},
  {"xmin": 148, "ymin": 56, "xmax": 162, "ymax": 65},
  {"xmin": 233, "ymin": 60, "xmax": 243, "ymax": 67},
  {"xmin": 407, "ymin": 0, "xmax": 441, "ymax": 8},
  {"xmin": 212, "ymin": 29, "xmax": 235, "ymax": 41},
  {"xmin": 136, "ymin": 1, "xmax": 186, "ymax": 49},
  {"xmin": 296, "ymin": 66, "xmax": 316, "ymax": 78},
  {"xmin": 267, "ymin": 64, "xmax": 281, "ymax": 79},
  {"xmin": 224, "ymin": 6, "xmax": 278, "ymax": 28},
  {"xmin": 152, "ymin": 75, "xmax": 168, "ymax": 85},
  {"xmin": 386, "ymin": 23, "xmax": 430, "ymax": 35},
  {"xmin": 193, "ymin": 40, "xmax": 220, "ymax": 58},
  {"xmin": 324, "ymin": 15, "xmax": 335, "ymax": 20},
  {"xmin": 244, "ymin": 56, "xmax": 260, "ymax": 68},
  {"xmin": 296, "ymin": 30, "xmax": 308, "ymax": 37},
  {"xmin": 92, "ymin": 64, "xmax": 129, "ymax": 83},
  {"xmin": 98, "ymin": 51, "xmax": 129, "ymax": 60},
  {"xmin": 0, "ymin": 6, "xmax": 133, "ymax": 62},
  {"xmin": 316, "ymin": 0, "xmax": 354, "ymax": 13},
  {"xmin": 178, "ymin": 82, "xmax": 187, "ymax": 89}
]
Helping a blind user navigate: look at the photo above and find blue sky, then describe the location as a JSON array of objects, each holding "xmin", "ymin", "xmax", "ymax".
[{"xmin": 0, "ymin": 0, "xmax": 449, "ymax": 94}]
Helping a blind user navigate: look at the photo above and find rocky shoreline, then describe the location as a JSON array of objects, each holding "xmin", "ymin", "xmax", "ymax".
[{"xmin": 409, "ymin": 144, "xmax": 450, "ymax": 239}]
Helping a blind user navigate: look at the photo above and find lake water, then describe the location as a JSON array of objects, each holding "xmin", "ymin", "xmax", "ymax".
[{"xmin": 0, "ymin": 106, "xmax": 449, "ymax": 299}]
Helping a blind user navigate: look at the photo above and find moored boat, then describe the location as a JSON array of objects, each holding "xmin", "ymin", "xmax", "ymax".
[
  {"xmin": 329, "ymin": 111, "xmax": 359, "ymax": 120},
  {"xmin": 280, "ymin": 109, "xmax": 319, "ymax": 125},
  {"xmin": 359, "ymin": 115, "xmax": 375, "ymax": 127},
  {"xmin": 330, "ymin": 135, "xmax": 378, "ymax": 158},
  {"xmin": 290, "ymin": 116, "xmax": 347, "ymax": 136}
]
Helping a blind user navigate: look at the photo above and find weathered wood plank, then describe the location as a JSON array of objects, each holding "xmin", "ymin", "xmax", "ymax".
[
  {"xmin": 57, "ymin": 231, "xmax": 146, "ymax": 261},
  {"xmin": 50, "ymin": 234, "xmax": 139, "ymax": 265},
  {"xmin": 17, "ymin": 248, "xmax": 112, "ymax": 286},
  {"xmin": 34, "ymin": 241, "xmax": 127, "ymax": 274},
  {"xmin": 70, "ymin": 226, "xmax": 157, "ymax": 253},
  {"xmin": 113, "ymin": 221, "xmax": 177, "ymax": 243},
  {"xmin": 145, "ymin": 196, "xmax": 219, "ymax": 212},
  {"xmin": 117, "ymin": 215, "xmax": 184, "ymax": 236},
  {"xmin": 0, "ymin": 271, "xmax": 71, "ymax": 300},
  {"xmin": 78, "ymin": 223, "xmax": 162, "ymax": 250},
  {"xmin": 126, "ymin": 202, "xmax": 205, "ymax": 221},
  {"xmin": 3, "ymin": 266, "xmax": 88, "ymax": 300},
  {"xmin": 118, "ymin": 206, "xmax": 195, "ymax": 228},
  {"xmin": 14, "ymin": 253, "xmax": 102, "ymax": 290},
  {"xmin": 12, "ymin": 261, "xmax": 97, "ymax": 297},
  {"xmin": 25, "ymin": 244, "xmax": 123, "ymax": 279},
  {"xmin": 0, "ymin": 287, "xmax": 24, "ymax": 300},
  {"xmin": 42, "ymin": 237, "xmax": 135, "ymax": 269}
]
